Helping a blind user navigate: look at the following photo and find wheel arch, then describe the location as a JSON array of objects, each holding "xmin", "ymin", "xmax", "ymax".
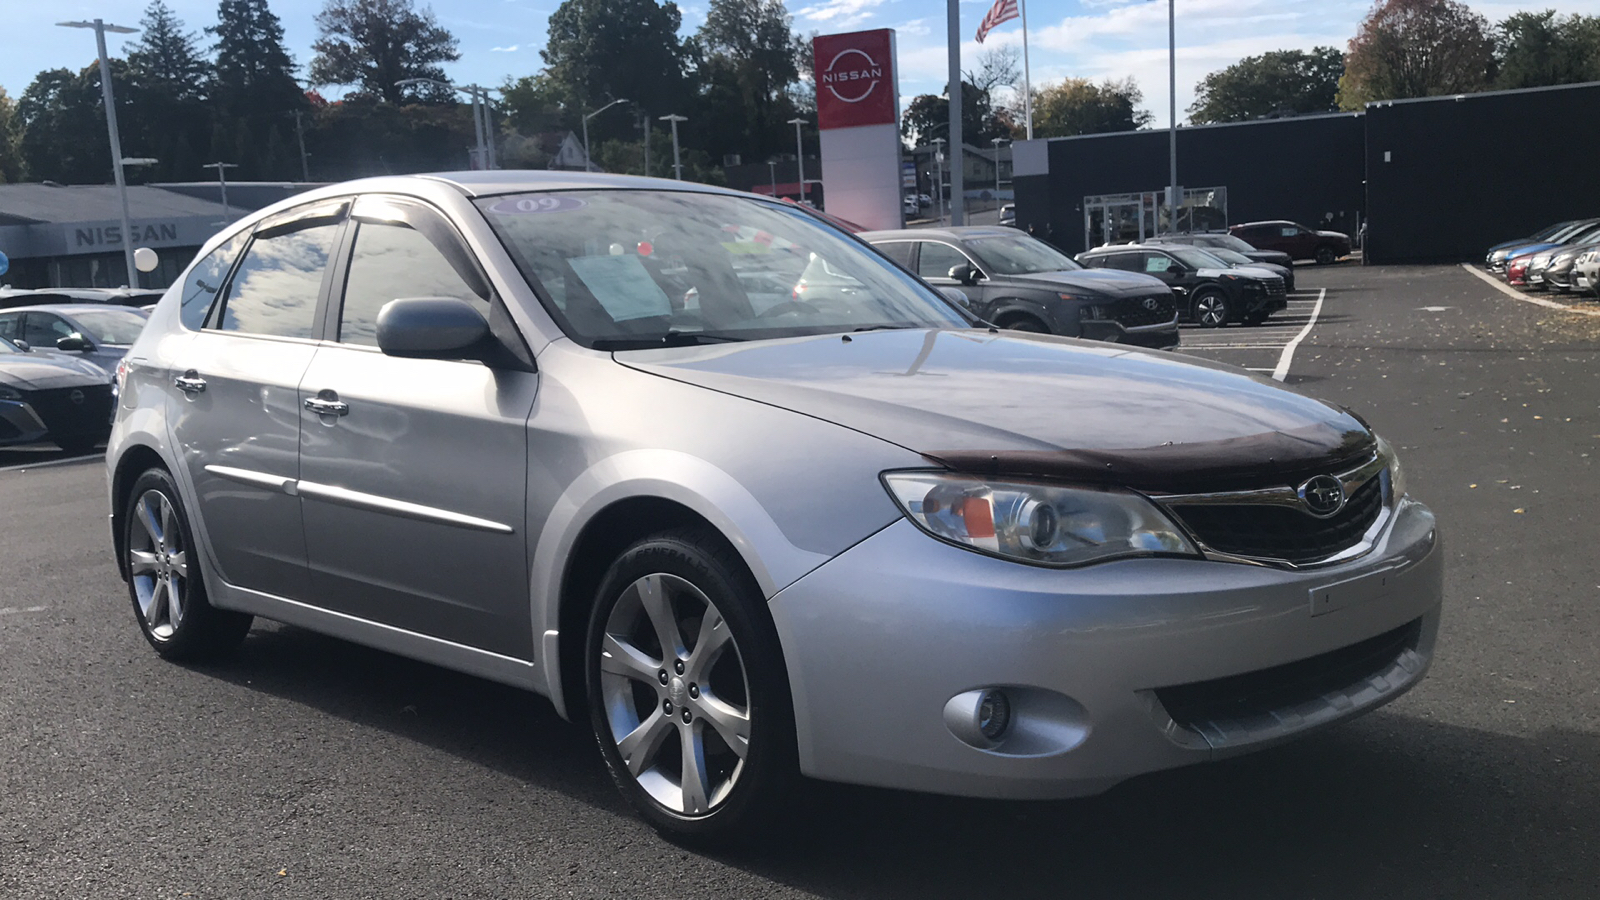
[{"xmin": 989, "ymin": 297, "xmax": 1060, "ymax": 334}]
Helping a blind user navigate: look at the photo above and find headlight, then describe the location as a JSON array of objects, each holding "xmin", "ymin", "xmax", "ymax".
[
  {"xmin": 0, "ymin": 385, "xmax": 21, "ymax": 402},
  {"xmin": 882, "ymin": 472, "xmax": 1199, "ymax": 567},
  {"xmin": 1376, "ymin": 435, "xmax": 1406, "ymax": 501}
]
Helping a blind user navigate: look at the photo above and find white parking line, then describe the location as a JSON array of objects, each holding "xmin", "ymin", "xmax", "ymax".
[
  {"xmin": 0, "ymin": 453, "xmax": 102, "ymax": 474},
  {"xmin": 1272, "ymin": 288, "xmax": 1326, "ymax": 381},
  {"xmin": 0, "ymin": 606, "xmax": 49, "ymax": 616},
  {"xmin": 1460, "ymin": 263, "xmax": 1600, "ymax": 316}
]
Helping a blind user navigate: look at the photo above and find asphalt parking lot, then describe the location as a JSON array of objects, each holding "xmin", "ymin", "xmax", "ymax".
[{"xmin": 2, "ymin": 263, "xmax": 1597, "ymax": 898}]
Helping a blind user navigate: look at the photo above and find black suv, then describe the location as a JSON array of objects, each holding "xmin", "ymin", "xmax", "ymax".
[
  {"xmin": 1145, "ymin": 232, "xmax": 1295, "ymax": 290},
  {"xmin": 862, "ymin": 227, "xmax": 1180, "ymax": 348},
  {"xmin": 1076, "ymin": 244, "xmax": 1286, "ymax": 327}
]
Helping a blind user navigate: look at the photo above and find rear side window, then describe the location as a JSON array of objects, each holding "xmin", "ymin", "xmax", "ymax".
[
  {"xmin": 339, "ymin": 221, "xmax": 484, "ymax": 347},
  {"xmin": 1100, "ymin": 253, "xmax": 1141, "ymax": 272},
  {"xmin": 1143, "ymin": 254, "xmax": 1172, "ymax": 274},
  {"xmin": 179, "ymin": 234, "xmax": 247, "ymax": 330},
  {"xmin": 0, "ymin": 314, "xmax": 17, "ymax": 341},
  {"xmin": 217, "ymin": 223, "xmax": 341, "ymax": 339},
  {"xmin": 874, "ymin": 241, "xmax": 914, "ymax": 268}
]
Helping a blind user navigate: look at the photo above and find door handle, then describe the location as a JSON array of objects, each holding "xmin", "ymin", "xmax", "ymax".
[
  {"xmin": 304, "ymin": 393, "xmax": 349, "ymax": 417},
  {"xmin": 174, "ymin": 371, "xmax": 207, "ymax": 394}
]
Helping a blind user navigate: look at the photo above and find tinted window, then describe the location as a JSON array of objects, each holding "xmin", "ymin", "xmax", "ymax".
[
  {"xmin": 964, "ymin": 235, "xmax": 1082, "ymax": 275},
  {"xmin": 0, "ymin": 314, "xmax": 17, "ymax": 341},
  {"xmin": 917, "ymin": 242, "xmax": 970, "ymax": 279},
  {"xmin": 1279, "ymin": 226, "xmax": 1299, "ymax": 237},
  {"xmin": 180, "ymin": 235, "xmax": 247, "ymax": 330},
  {"xmin": 1098, "ymin": 253, "xmax": 1141, "ymax": 272},
  {"xmin": 219, "ymin": 223, "xmax": 340, "ymax": 339},
  {"xmin": 71, "ymin": 309, "xmax": 149, "ymax": 344},
  {"xmin": 340, "ymin": 221, "xmax": 482, "ymax": 347},
  {"xmin": 22, "ymin": 313, "xmax": 73, "ymax": 346},
  {"xmin": 874, "ymin": 241, "xmax": 914, "ymax": 268}
]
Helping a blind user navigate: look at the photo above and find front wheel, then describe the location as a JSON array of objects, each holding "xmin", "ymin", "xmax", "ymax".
[
  {"xmin": 1192, "ymin": 290, "xmax": 1231, "ymax": 327},
  {"xmin": 586, "ymin": 528, "xmax": 796, "ymax": 845},
  {"xmin": 122, "ymin": 468, "xmax": 253, "ymax": 661},
  {"xmin": 1315, "ymin": 245, "xmax": 1338, "ymax": 265}
]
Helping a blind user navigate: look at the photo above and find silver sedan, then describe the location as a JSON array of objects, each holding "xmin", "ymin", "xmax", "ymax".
[{"xmin": 107, "ymin": 172, "xmax": 1442, "ymax": 843}]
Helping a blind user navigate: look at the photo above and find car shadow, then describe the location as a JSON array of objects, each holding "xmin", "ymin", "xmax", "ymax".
[{"xmin": 196, "ymin": 622, "xmax": 1600, "ymax": 898}]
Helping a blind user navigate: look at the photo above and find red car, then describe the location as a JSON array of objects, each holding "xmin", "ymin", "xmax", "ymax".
[
  {"xmin": 1230, "ymin": 220, "xmax": 1351, "ymax": 265},
  {"xmin": 1507, "ymin": 257, "xmax": 1531, "ymax": 286}
]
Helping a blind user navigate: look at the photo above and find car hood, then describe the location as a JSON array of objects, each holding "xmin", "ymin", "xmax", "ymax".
[
  {"xmin": 618, "ymin": 329, "xmax": 1374, "ymax": 491},
  {"xmin": 0, "ymin": 354, "xmax": 110, "ymax": 390},
  {"xmin": 1008, "ymin": 269, "xmax": 1168, "ymax": 297},
  {"xmin": 1507, "ymin": 242, "xmax": 1560, "ymax": 260},
  {"xmin": 1244, "ymin": 250, "xmax": 1293, "ymax": 265},
  {"xmin": 1315, "ymin": 230, "xmax": 1350, "ymax": 241}
]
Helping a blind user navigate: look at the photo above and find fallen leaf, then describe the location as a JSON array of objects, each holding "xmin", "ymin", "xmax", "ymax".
[{"xmin": 1513, "ymin": 508, "xmax": 1525, "ymax": 514}]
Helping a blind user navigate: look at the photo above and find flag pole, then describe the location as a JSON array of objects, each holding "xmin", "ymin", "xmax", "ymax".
[{"xmin": 1021, "ymin": 0, "xmax": 1033, "ymax": 140}]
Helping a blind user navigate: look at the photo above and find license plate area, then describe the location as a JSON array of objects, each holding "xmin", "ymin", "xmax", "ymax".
[{"xmin": 1309, "ymin": 567, "xmax": 1397, "ymax": 617}]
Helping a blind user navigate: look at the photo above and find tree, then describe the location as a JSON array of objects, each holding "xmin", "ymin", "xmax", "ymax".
[
  {"xmin": 1336, "ymin": 0, "xmax": 1494, "ymax": 110},
  {"xmin": 0, "ymin": 88, "xmax": 20, "ymax": 184},
  {"xmin": 541, "ymin": 0, "xmax": 689, "ymax": 129},
  {"xmin": 1030, "ymin": 77, "xmax": 1152, "ymax": 138},
  {"xmin": 128, "ymin": 1, "xmax": 211, "ymax": 103},
  {"xmin": 1495, "ymin": 11, "xmax": 1600, "ymax": 90},
  {"xmin": 209, "ymin": 0, "xmax": 304, "ymax": 120},
  {"xmin": 901, "ymin": 80, "xmax": 1013, "ymax": 147},
  {"xmin": 689, "ymin": 0, "xmax": 801, "ymax": 165},
  {"xmin": 16, "ymin": 64, "xmax": 135, "ymax": 183},
  {"xmin": 1188, "ymin": 47, "xmax": 1343, "ymax": 123},
  {"xmin": 124, "ymin": 1, "xmax": 213, "ymax": 181},
  {"xmin": 309, "ymin": 0, "xmax": 460, "ymax": 104}
]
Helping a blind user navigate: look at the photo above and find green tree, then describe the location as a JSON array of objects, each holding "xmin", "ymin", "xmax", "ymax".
[
  {"xmin": 901, "ymin": 81, "xmax": 1012, "ymax": 147},
  {"xmin": 1031, "ymin": 77, "xmax": 1152, "ymax": 138},
  {"xmin": 689, "ymin": 0, "xmax": 800, "ymax": 164},
  {"xmin": 16, "ymin": 64, "xmax": 136, "ymax": 183},
  {"xmin": 0, "ymin": 88, "xmax": 21, "ymax": 184},
  {"xmin": 1336, "ymin": 0, "xmax": 1494, "ymax": 110},
  {"xmin": 1494, "ymin": 11, "xmax": 1600, "ymax": 90},
  {"xmin": 309, "ymin": 0, "xmax": 460, "ymax": 104},
  {"xmin": 1188, "ymin": 47, "xmax": 1343, "ymax": 123},
  {"xmin": 126, "ymin": 1, "xmax": 213, "ymax": 181},
  {"xmin": 128, "ymin": 1, "xmax": 211, "ymax": 103},
  {"xmin": 209, "ymin": 0, "xmax": 304, "ymax": 119},
  {"xmin": 541, "ymin": 0, "xmax": 689, "ymax": 134}
]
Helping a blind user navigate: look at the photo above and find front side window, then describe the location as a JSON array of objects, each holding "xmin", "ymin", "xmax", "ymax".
[
  {"xmin": 22, "ymin": 314, "xmax": 72, "ymax": 347},
  {"xmin": 477, "ymin": 191, "xmax": 966, "ymax": 347},
  {"xmin": 964, "ymin": 235, "xmax": 1081, "ymax": 275},
  {"xmin": 1143, "ymin": 254, "xmax": 1173, "ymax": 274},
  {"xmin": 1279, "ymin": 226, "xmax": 1300, "ymax": 237},
  {"xmin": 340, "ymin": 221, "xmax": 483, "ymax": 347},
  {"xmin": 218, "ymin": 223, "xmax": 341, "ymax": 339},
  {"xmin": 917, "ymin": 242, "xmax": 971, "ymax": 280},
  {"xmin": 180, "ymin": 234, "xmax": 247, "ymax": 331}
]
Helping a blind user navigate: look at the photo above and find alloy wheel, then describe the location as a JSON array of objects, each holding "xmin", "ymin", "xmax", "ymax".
[
  {"xmin": 598, "ymin": 573, "xmax": 751, "ymax": 816},
  {"xmin": 1195, "ymin": 294, "xmax": 1228, "ymax": 327},
  {"xmin": 127, "ymin": 489, "xmax": 188, "ymax": 640}
]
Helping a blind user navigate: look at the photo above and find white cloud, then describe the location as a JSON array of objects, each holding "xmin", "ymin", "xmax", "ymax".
[
  {"xmin": 795, "ymin": 0, "xmax": 890, "ymax": 28},
  {"xmin": 490, "ymin": 44, "xmax": 521, "ymax": 52}
]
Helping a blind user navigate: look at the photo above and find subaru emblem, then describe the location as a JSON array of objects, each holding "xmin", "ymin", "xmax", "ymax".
[{"xmin": 1298, "ymin": 474, "xmax": 1346, "ymax": 518}]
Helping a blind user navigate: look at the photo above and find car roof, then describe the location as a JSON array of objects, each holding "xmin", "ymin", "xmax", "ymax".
[
  {"xmin": 0, "ymin": 304, "xmax": 149, "ymax": 315},
  {"xmin": 859, "ymin": 226, "xmax": 1023, "ymax": 242},
  {"xmin": 388, "ymin": 170, "xmax": 749, "ymax": 200},
  {"xmin": 1231, "ymin": 220, "xmax": 1298, "ymax": 228}
]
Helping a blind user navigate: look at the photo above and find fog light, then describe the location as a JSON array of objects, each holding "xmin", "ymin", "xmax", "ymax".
[{"xmin": 978, "ymin": 689, "xmax": 1011, "ymax": 741}]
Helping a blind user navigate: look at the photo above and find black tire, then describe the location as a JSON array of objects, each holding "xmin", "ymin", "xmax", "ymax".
[
  {"xmin": 121, "ymin": 468, "xmax": 252, "ymax": 661},
  {"xmin": 1315, "ymin": 245, "xmax": 1338, "ymax": 265},
  {"xmin": 1191, "ymin": 289, "xmax": 1231, "ymax": 327},
  {"xmin": 54, "ymin": 434, "xmax": 103, "ymax": 455},
  {"xmin": 999, "ymin": 316, "xmax": 1048, "ymax": 334},
  {"xmin": 586, "ymin": 527, "xmax": 797, "ymax": 846}
]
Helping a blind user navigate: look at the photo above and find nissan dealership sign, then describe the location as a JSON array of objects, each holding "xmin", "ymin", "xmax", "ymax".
[{"xmin": 814, "ymin": 29, "xmax": 897, "ymax": 130}]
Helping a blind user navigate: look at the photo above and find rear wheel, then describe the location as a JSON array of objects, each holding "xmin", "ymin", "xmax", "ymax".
[
  {"xmin": 1315, "ymin": 245, "xmax": 1338, "ymax": 265},
  {"xmin": 121, "ymin": 468, "xmax": 252, "ymax": 661},
  {"xmin": 1192, "ymin": 289, "xmax": 1230, "ymax": 327},
  {"xmin": 586, "ymin": 528, "xmax": 796, "ymax": 845}
]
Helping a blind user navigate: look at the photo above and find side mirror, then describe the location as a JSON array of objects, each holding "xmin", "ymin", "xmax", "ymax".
[
  {"xmin": 376, "ymin": 297, "xmax": 491, "ymax": 361},
  {"xmin": 13, "ymin": 339, "xmax": 30, "ymax": 352},
  {"xmin": 947, "ymin": 263, "xmax": 979, "ymax": 286},
  {"xmin": 937, "ymin": 287, "xmax": 972, "ymax": 309},
  {"xmin": 1165, "ymin": 261, "xmax": 1184, "ymax": 275},
  {"xmin": 56, "ymin": 333, "xmax": 92, "ymax": 352}
]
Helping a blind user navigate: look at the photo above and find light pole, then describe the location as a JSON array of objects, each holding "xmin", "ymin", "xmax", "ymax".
[
  {"xmin": 202, "ymin": 161, "xmax": 239, "ymax": 223},
  {"xmin": 659, "ymin": 114, "xmax": 687, "ymax": 180},
  {"xmin": 932, "ymin": 138, "xmax": 946, "ymax": 224},
  {"xmin": 787, "ymin": 117, "xmax": 807, "ymax": 205},
  {"xmin": 582, "ymin": 98, "xmax": 629, "ymax": 173},
  {"xmin": 58, "ymin": 18, "xmax": 139, "ymax": 287},
  {"xmin": 767, "ymin": 160, "xmax": 777, "ymax": 198},
  {"xmin": 1167, "ymin": 0, "xmax": 1178, "ymax": 232},
  {"xmin": 396, "ymin": 78, "xmax": 496, "ymax": 169},
  {"xmin": 990, "ymin": 137, "xmax": 1007, "ymax": 215},
  {"xmin": 946, "ymin": 0, "xmax": 964, "ymax": 226}
]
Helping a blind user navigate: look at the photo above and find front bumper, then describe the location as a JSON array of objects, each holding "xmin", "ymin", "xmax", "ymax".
[
  {"xmin": 768, "ymin": 497, "xmax": 1441, "ymax": 799},
  {"xmin": 1081, "ymin": 315, "xmax": 1180, "ymax": 349},
  {"xmin": 0, "ymin": 400, "xmax": 51, "ymax": 447}
]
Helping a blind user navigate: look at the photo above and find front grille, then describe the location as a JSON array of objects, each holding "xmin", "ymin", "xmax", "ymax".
[
  {"xmin": 1264, "ymin": 277, "xmax": 1286, "ymax": 297},
  {"xmin": 1167, "ymin": 474, "xmax": 1383, "ymax": 564},
  {"xmin": 1108, "ymin": 293, "xmax": 1177, "ymax": 327},
  {"xmin": 27, "ymin": 385, "xmax": 113, "ymax": 437},
  {"xmin": 1154, "ymin": 617, "xmax": 1423, "ymax": 728}
]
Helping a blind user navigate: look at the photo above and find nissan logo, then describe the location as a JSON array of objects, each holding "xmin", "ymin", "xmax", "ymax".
[
  {"xmin": 822, "ymin": 48, "xmax": 883, "ymax": 103},
  {"xmin": 1298, "ymin": 474, "xmax": 1346, "ymax": 518},
  {"xmin": 69, "ymin": 389, "xmax": 85, "ymax": 405}
]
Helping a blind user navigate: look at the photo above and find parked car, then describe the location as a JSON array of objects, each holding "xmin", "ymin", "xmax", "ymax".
[
  {"xmin": 1507, "ymin": 256, "xmax": 1532, "ymax": 287},
  {"xmin": 863, "ymin": 227, "xmax": 1179, "ymax": 348},
  {"xmin": 1540, "ymin": 242, "xmax": 1600, "ymax": 293},
  {"xmin": 0, "ymin": 335, "xmax": 115, "ymax": 453},
  {"xmin": 1077, "ymin": 243, "xmax": 1286, "ymax": 326},
  {"xmin": 1575, "ymin": 248, "xmax": 1600, "ymax": 295},
  {"xmin": 1148, "ymin": 235, "xmax": 1295, "ymax": 292},
  {"xmin": 998, "ymin": 203, "xmax": 1015, "ymax": 226},
  {"xmin": 903, "ymin": 195, "xmax": 920, "ymax": 216},
  {"xmin": 106, "ymin": 171, "xmax": 1440, "ymax": 844},
  {"xmin": 0, "ymin": 304, "xmax": 150, "ymax": 373},
  {"xmin": 1491, "ymin": 219, "xmax": 1600, "ymax": 276},
  {"xmin": 1230, "ymin": 220, "xmax": 1351, "ymax": 265},
  {"xmin": 0, "ymin": 287, "xmax": 166, "ymax": 311},
  {"xmin": 1148, "ymin": 231, "xmax": 1295, "ymax": 272},
  {"xmin": 1485, "ymin": 219, "xmax": 1592, "ymax": 272}
]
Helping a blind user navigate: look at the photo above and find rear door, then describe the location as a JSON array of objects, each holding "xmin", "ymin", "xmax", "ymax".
[
  {"xmin": 167, "ymin": 199, "xmax": 347, "ymax": 600},
  {"xmin": 294, "ymin": 195, "xmax": 539, "ymax": 659}
]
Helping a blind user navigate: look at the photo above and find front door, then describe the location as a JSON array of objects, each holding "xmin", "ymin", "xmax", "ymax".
[
  {"xmin": 296, "ymin": 196, "xmax": 539, "ymax": 659},
  {"xmin": 167, "ymin": 199, "xmax": 348, "ymax": 600}
]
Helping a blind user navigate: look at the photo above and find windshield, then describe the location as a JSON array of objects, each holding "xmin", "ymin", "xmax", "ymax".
[
  {"xmin": 964, "ymin": 234, "xmax": 1082, "ymax": 274},
  {"xmin": 477, "ymin": 191, "xmax": 968, "ymax": 347},
  {"xmin": 1549, "ymin": 222, "xmax": 1595, "ymax": 243},
  {"xmin": 1168, "ymin": 247, "xmax": 1231, "ymax": 269},
  {"xmin": 71, "ymin": 309, "xmax": 148, "ymax": 344},
  {"xmin": 1207, "ymin": 248, "xmax": 1253, "ymax": 265},
  {"xmin": 1198, "ymin": 233, "xmax": 1257, "ymax": 253}
]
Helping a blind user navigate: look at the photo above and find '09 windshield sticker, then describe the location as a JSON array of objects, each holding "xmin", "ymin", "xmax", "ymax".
[{"xmin": 487, "ymin": 196, "xmax": 588, "ymax": 215}]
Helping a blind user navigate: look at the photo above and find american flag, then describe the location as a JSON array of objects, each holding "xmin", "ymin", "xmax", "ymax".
[{"xmin": 975, "ymin": 0, "xmax": 1020, "ymax": 43}]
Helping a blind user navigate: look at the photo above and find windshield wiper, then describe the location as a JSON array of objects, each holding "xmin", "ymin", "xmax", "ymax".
[
  {"xmin": 851, "ymin": 324, "xmax": 926, "ymax": 333},
  {"xmin": 591, "ymin": 330, "xmax": 746, "ymax": 351}
]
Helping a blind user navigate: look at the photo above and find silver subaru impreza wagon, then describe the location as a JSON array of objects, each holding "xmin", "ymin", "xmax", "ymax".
[{"xmin": 107, "ymin": 172, "xmax": 1441, "ymax": 843}]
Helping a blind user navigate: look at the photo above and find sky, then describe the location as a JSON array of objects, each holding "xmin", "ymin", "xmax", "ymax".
[{"xmin": 6, "ymin": 0, "xmax": 1600, "ymax": 130}]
